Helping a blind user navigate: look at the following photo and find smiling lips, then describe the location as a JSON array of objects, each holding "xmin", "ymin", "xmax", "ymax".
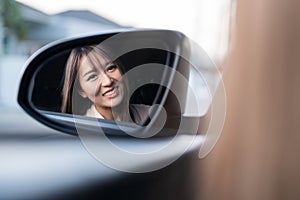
[{"xmin": 102, "ymin": 86, "xmax": 119, "ymax": 98}]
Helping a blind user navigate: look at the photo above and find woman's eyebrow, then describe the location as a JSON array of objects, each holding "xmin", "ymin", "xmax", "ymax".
[
  {"xmin": 104, "ymin": 61, "xmax": 113, "ymax": 67},
  {"xmin": 83, "ymin": 69, "xmax": 96, "ymax": 77}
]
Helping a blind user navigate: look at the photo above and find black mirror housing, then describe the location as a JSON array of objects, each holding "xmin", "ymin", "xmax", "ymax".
[{"xmin": 18, "ymin": 29, "xmax": 193, "ymax": 137}]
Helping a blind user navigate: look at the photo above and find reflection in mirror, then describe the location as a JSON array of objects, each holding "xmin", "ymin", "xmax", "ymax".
[{"xmin": 31, "ymin": 44, "xmax": 174, "ymax": 125}]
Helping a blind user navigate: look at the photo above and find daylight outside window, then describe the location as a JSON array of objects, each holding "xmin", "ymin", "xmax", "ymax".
[{"xmin": 0, "ymin": 0, "xmax": 231, "ymax": 113}]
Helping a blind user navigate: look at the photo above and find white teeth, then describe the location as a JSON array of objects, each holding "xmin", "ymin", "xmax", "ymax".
[{"xmin": 104, "ymin": 88, "xmax": 116, "ymax": 96}]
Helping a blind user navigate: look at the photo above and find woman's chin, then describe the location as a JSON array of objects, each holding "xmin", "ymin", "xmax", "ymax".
[{"xmin": 98, "ymin": 96, "xmax": 123, "ymax": 108}]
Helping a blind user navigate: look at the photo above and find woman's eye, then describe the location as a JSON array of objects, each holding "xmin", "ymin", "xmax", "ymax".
[
  {"xmin": 87, "ymin": 74, "xmax": 98, "ymax": 81},
  {"xmin": 106, "ymin": 64, "xmax": 117, "ymax": 72}
]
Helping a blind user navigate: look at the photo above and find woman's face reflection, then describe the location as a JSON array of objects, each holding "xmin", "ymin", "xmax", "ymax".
[{"xmin": 78, "ymin": 54, "xmax": 125, "ymax": 111}]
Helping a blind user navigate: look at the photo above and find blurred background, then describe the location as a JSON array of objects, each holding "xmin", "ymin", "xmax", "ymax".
[{"xmin": 0, "ymin": 0, "xmax": 231, "ymax": 108}]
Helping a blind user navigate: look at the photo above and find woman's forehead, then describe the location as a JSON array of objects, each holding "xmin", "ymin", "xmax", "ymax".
[{"xmin": 80, "ymin": 52, "xmax": 110, "ymax": 71}]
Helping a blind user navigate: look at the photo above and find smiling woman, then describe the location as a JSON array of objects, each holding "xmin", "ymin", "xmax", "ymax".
[{"xmin": 62, "ymin": 45, "xmax": 149, "ymax": 123}]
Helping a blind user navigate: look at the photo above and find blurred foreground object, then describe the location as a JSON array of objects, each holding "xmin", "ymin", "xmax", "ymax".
[{"xmin": 199, "ymin": 0, "xmax": 300, "ymax": 199}]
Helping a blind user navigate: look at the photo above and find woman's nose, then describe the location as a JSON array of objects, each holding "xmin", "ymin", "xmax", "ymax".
[{"xmin": 101, "ymin": 73, "xmax": 113, "ymax": 86}]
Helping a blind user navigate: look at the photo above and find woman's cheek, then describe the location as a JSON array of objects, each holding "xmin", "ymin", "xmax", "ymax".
[{"xmin": 90, "ymin": 82, "xmax": 100, "ymax": 96}]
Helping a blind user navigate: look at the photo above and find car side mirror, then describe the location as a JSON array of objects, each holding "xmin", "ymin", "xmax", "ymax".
[{"xmin": 18, "ymin": 29, "xmax": 216, "ymax": 138}]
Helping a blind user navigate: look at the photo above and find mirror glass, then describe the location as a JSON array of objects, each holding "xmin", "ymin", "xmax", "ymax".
[{"xmin": 30, "ymin": 44, "xmax": 177, "ymax": 126}]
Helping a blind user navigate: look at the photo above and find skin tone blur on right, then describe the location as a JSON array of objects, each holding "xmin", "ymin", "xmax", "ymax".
[{"xmin": 197, "ymin": 0, "xmax": 300, "ymax": 199}]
